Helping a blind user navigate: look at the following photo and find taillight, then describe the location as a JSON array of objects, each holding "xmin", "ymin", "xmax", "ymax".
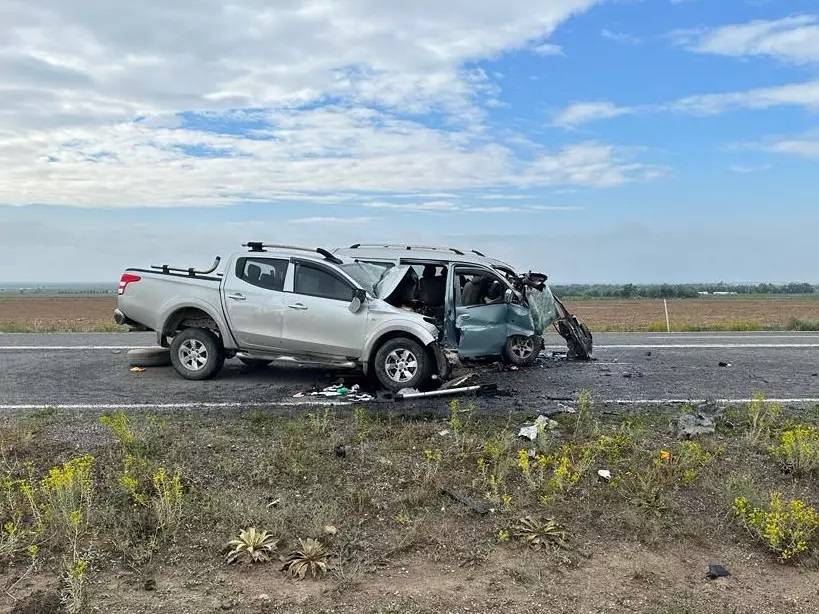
[{"xmin": 118, "ymin": 273, "xmax": 141, "ymax": 295}]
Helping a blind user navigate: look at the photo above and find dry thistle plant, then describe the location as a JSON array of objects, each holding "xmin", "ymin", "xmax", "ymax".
[
  {"xmin": 282, "ymin": 538, "xmax": 330, "ymax": 579},
  {"xmin": 225, "ymin": 528, "xmax": 278, "ymax": 564}
]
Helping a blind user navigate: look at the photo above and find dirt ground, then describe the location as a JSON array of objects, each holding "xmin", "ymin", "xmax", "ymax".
[
  {"xmin": 0, "ymin": 296, "xmax": 122, "ymax": 332},
  {"xmin": 2, "ymin": 295, "xmax": 819, "ymax": 332},
  {"xmin": 563, "ymin": 296, "xmax": 819, "ymax": 331},
  {"xmin": 1, "ymin": 401, "xmax": 817, "ymax": 613}
]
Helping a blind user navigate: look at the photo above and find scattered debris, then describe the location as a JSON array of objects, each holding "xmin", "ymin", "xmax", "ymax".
[
  {"xmin": 518, "ymin": 414, "xmax": 559, "ymax": 440},
  {"xmin": 706, "ymin": 563, "xmax": 731, "ymax": 579},
  {"xmin": 294, "ymin": 384, "xmax": 374, "ymax": 402},
  {"xmin": 129, "ymin": 366, "xmax": 146, "ymax": 373},
  {"xmin": 541, "ymin": 402, "xmax": 577, "ymax": 416},
  {"xmin": 518, "ymin": 425, "xmax": 539, "ymax": 441},
  {"xmin": 395, "ymin": 384, "xmax": 495, "ymax": 400},
  {"xmin": 677, "ymin": 412, "xmax": 716, "ymax": 439},
  {"xmin": 718, "ymin": 361, "xmax": 731, "ymax": 368},
  {"xmin": 323, "ymin": 525, "xmax": 337, "ymax": 536},
  {"xmin": 333, "ymin": 445, "xmax": 347, "ymax": 458},
  {"xmin": 442, "ymin": 486, "xmax": 493, "ymax": 515},
  {"xmin": 438, "ymin": 429, "xmax": 451, "ymax": 437},
  {"xmin": 597, "ymin": 469, "xmax": 612, "ymax": 482},
  {"xmin": 440, "ymin": 373, "xmax": 475, "ymax": 390},
  {"xmin": 143, "ymin": 578, "xmax": 157, "ymax": 591}
]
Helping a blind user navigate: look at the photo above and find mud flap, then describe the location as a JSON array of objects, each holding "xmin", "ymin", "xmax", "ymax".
[{"xmin": 553, "ymin": 296, "xmax": 593, "ymax": 360}]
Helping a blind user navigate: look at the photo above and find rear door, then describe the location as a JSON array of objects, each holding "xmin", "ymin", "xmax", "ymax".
[
  {"xmin": 452, "ymin": 265, "xmax": 509, "ymax": 358},
  {"xmin": 222, "ymin": 256, "xmax": 289, "ymax": 350},
  {"xmin": 280, "ymin": 260, "xmax": 366, "ymax": 358}
]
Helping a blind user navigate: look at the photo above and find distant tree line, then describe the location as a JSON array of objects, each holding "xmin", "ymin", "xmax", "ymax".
[{"xmin": 551, "ymin": 282, "xmax": 817, "ymax": 299}]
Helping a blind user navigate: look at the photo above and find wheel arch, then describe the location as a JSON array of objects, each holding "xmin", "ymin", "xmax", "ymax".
[{"xmin": 159, "ymin": 303, "xmax": 228, "ymax": 347}]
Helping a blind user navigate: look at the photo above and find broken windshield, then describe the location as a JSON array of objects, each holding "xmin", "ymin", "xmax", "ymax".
[{"xmin": 339, "ymin": 261, "xmax": 392, "ymax": 295}]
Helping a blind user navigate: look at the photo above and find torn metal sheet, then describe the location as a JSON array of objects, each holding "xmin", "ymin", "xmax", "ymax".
[
  {"xmin": 553, "ymin": 296, "xmax": 593, "ymax": 360},
  {"xmin": 395, "ymin": 383, "xmax": 496, "ymax": 400}
]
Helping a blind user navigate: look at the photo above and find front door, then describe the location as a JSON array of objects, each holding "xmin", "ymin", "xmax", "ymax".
[
  {"xmin": 280, "ymin": 260, "xmax": 366, "ymax": 358},
  {"xmin": 222, "ymin": 257, "xmax": 289, "ymax": 350},
  {"xmin": 452, "ymin": 265, "xmax": 510, "ymax": 358}
]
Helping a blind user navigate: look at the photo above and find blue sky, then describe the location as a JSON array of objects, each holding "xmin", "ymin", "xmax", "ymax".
[{"xmin": 1, "ymin": 0, "xmax": 818, "ymax": 283}]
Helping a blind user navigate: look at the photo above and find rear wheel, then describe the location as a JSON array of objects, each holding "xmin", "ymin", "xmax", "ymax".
[
  {"xmin": 503, "ymin": 334, "xmax": 542, "ymax": 366},
  {"xmin": 373, "ymin": 337, "xmax": 430, "ymax": 392},
  {"xmin": 170, "ymin": 328, "xmax": 225, "ymax": 380}
]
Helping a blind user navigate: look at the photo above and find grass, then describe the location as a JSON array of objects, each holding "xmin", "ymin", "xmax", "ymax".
[
  {"xmin": 0, "ymin": 319, "xmax": 125, "ymax": 333},
  {"xmin": 0, "ymin": 395, "xmax": 817, "ymax": 612}
]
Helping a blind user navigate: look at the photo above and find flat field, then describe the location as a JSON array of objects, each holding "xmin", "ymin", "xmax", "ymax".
[
  {"xmin": 1, "ymin": 399, "xmax": 818, "ymax": 613},
  {"xmin": 3, "ymin": 294, "xmax": 819, "ymax": 332}
]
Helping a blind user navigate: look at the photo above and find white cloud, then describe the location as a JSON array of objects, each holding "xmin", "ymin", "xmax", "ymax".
[
  {"xmin": 0, "ymin": 0, "xmax": 664, "ymax": 208},
  {"xmin": 531, "ymin": 43, "xmax": 564, "ymax": 56},
  {"xmin": 553, "ymin": 79, "xmax": 819, "ymax": 127},
  {"xmin": 765, "ymin": 138, "xmax": 819, "ymax": 159},
  {"xmin": 288, "ymin": 216, "xmax": 374, "ymax": 225},
  {"xmin": 674, "ymin": 15, "xmax": 819, "ymax": 64},
  {"xmin": 552, "ymin": 101, "xmax": 634, "ymax": 127},
  {"xmin": 601, "ymin": 28, "xmax": 641, "ymax": 45}
]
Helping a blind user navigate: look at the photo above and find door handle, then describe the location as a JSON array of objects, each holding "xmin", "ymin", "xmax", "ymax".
[
  {"xmin": 227, "ymin": 293, "xmax": 246, "ymax": 301},
  {"xmin": 288, "ymin": 303, "xmax": 308, "ymax": 310}
]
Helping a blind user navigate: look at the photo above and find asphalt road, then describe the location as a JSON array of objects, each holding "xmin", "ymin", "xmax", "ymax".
[{"xmin": 1, "ymin": 331, "xmax": 818, "ymax": 410}]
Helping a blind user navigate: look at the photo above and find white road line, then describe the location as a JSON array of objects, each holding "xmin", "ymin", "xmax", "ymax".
[
  {"xmin": 543, "ymin": 343, "xmax": 819, "ymax": 349},
  {"xmin": 2, "ymin": 343, "xmax": 819, "ymax": 352},
  {"xmin": 1, "ymin": 398, "xmax": 818, "ymax": 410},
  {"xmin": 0, "ymin": 401, "xmax": 350, "ymax": 410},
  {"xmin": 636, "ymin": 335, "xmax": 819, "ymax": 340},
  {"xmin": 0, "ymin": 346, "xmax": 152, "ymax": 350}
]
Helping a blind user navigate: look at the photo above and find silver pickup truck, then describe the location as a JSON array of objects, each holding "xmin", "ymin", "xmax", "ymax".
[
  {"xmin": 116, "ymin": 243, "xmax": 452, "ymax": 391},
  {"xmin": 115, "ymin": 242, "xmax": 592, "ymax": 391}
]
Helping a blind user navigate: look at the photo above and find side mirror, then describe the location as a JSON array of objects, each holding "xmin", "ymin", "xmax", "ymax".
[
  {"xmin": 504, "ymin": 288, "xmax": 514, "ymax": 304},
  {"xmin": 349, "ymin": 288, "xmax": 367, "ymax": 313}
]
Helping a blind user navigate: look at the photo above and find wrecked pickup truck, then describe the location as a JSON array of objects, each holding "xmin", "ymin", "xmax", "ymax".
[
  {"xmin": 115, "ymin": 242, "xmax": 591, "ymax": 391},
  {"xmin": 333, "ymin": 244, "xmax": 592, "ymax": 365}
]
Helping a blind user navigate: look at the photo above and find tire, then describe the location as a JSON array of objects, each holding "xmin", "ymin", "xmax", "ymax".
[
  {"xmin": 373, "ymin": 337, "xmax": 430, "ymax": 392},
  {"xmin": 169, "ymin": 328, "xmax": 225, "ymax": 380},
  {"xmin": 239, "ymin": 357, "xmax": 271, "ymax": 369},
  {"xmin": 502, "ymin": 334, "xmax": 543, "ymax": 367},
  {"xmin": 127, "ymin": 347, "xmax": 171, "ymax": 368}
]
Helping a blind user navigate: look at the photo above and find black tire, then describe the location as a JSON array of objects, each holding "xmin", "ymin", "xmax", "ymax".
[
  {"xmin": 502, "ymin": 334, "xmax": 543, "ymax": 366},
  {"xmin": 373, "ymin": 337, "xmax": 431, "ymax": 392},
  {"xmin": 239, "ymin": 357, "xmax": 271, "ymax": 369},
  {"xmin": 169, "ymin": 328, "xmax": 225, "ymax": 380},
  {"xmin": 127, "ymin": 347, "xmax": 171, "ymax": 368}
]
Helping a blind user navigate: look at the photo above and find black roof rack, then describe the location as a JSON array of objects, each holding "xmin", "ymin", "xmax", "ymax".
[
  {"xmin": 151, "ymin": 256, "xmax": 221, "ymax": 277},
  {"xmin": 241, "ymin": 243, "xmax": 343, "ymax": 265},
  {"xmin": 347, "ymin": 243, "xmax": 465, "ymax": 255}
]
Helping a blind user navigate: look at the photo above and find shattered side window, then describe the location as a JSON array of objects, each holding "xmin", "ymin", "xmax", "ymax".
[{"xmin": 456, "ymin": 270, "xmax": 506, "ymax": 306}]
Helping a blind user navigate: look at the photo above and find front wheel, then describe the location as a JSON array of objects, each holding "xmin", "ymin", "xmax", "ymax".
[
  {"xmin": 502, "ymin": 335, "xmax": 542, "ymax": 366},
  {"xmin": 373, "ymin": 337, "xmax": 430, "ymax": 392},
  {"xmin": 170, "ymin": 328, "xmax": 225, "ymax": 380}
]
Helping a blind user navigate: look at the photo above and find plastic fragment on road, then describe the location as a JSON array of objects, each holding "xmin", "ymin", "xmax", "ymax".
[
  {"xmin": 129, "ymin": 366, "xmax": 146, "ymax": 373},
  {"xmin": 706, "ymin": 563, "xmax": 730, "ymax": 579},
  {"xmin": 677, "ymin": 412, "xmax": 716, "ymax": 439},
  {"xmin": 518, "ymin": 415, "xmax": 558, "ymax": 440}
]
